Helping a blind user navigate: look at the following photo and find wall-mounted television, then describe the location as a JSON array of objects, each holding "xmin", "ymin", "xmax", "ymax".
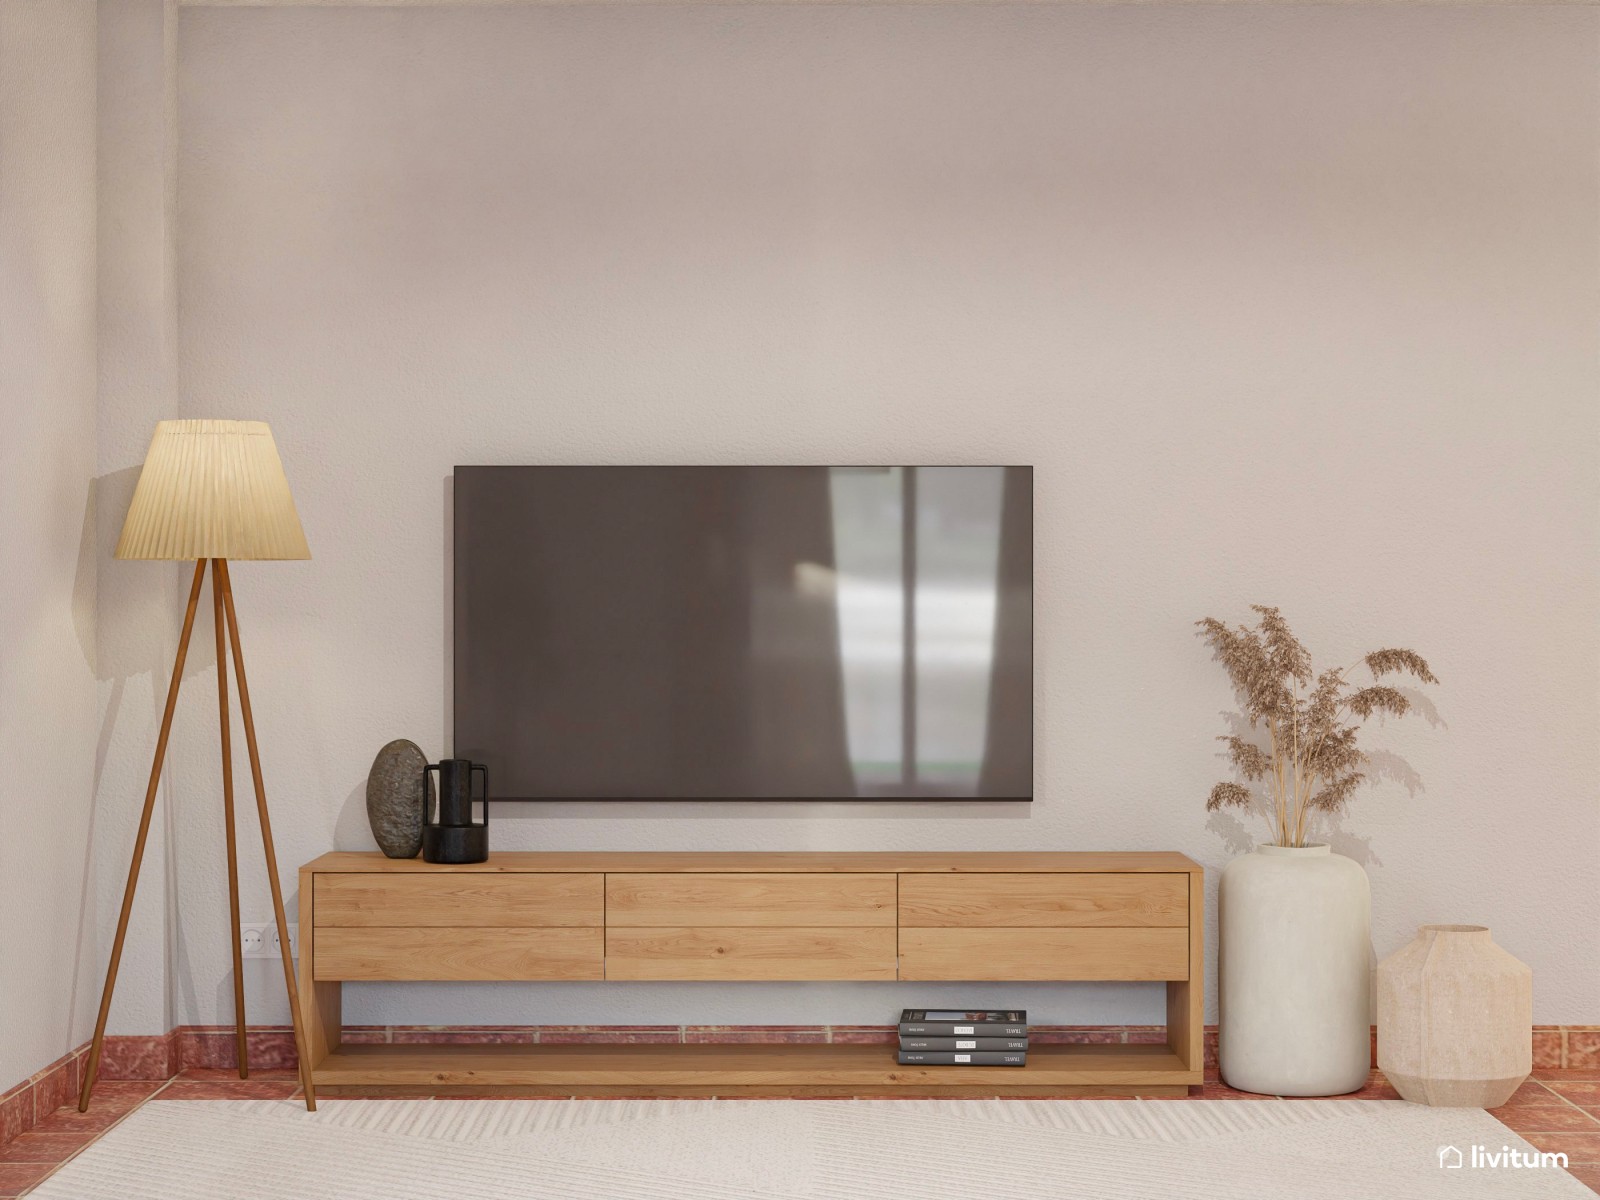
[{"xmin": 453, "ymin": 466, "xmax": 1032, "ymax": 800}]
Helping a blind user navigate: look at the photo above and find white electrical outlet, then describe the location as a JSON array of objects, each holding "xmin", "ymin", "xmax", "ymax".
[
  {"xmin": 240, "ymin": 921, "xmax": 297, "ymax": 960},
  {"xmin": 267, "ymin": 922, "xmax": 298, "ymax": 959}
]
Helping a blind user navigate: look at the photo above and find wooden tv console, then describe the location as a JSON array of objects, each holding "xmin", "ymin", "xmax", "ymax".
[{"xmin": 297, "ymin": 851, "xmax": 1204, "ymax": 1096}]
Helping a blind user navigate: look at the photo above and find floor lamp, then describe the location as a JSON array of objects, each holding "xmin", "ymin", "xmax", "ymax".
[{"xmin": 79, "ymin": 420, "xmax": 317, "ymax": 1113}]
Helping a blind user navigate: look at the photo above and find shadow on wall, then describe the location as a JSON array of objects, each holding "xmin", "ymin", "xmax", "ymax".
[
  {"xmin": 1201, "ymin": 707, "xmax": 1432, "ymax": 869},
  {"xmin": 68, "ymin": 467, "xmax": 194, "ymax": 1044}
]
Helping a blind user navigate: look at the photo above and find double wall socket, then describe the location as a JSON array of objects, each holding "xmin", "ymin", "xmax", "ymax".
[{"xmin": 239, "ymin": 922, "xmax": 297, "ymax": 960}]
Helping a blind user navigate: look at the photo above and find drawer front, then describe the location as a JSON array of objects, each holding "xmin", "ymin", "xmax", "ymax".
[
  {"xmin": 314, "ymin": 873, "xmax": 602, "ymax": 927},
  {"xmin": 314, "ymin": 927, "xmax": 603, "ymax": 981},
  {"xmin": 898, "ymin": 873, "xmax": 1188, "ymax": 928},
  {"xmin": 898, "ymin": 927, "xmax": 1189, "ymax": 981},
  {"xmin": 606, "ymin": 926, "xmax": 898, "ymax": 981},
  {"xmin": 606, "ymin": 873, "xmax": 896, "ymax": 927}
]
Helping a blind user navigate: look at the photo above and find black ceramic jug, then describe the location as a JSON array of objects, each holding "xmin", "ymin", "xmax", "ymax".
[{"xmin": 422, "ymin": 758, "xmax": 489, "ymax": 864}]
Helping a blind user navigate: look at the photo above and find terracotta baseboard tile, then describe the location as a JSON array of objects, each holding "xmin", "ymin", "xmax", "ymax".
[
  {"xmin": 391, "ymin": 1031, "xmax": 537, "ymax": 1045},
  {"xmin": 28, "ymin": 1060, "xmax": 76, "ymax": 1120},
  {"xmin": 0, "ymin": 1089, "xmax": 34, "ymax": 1148},
  {"xmin": 1534, "ymin": 1030, "xmax": 1566, "ymax": 1070},
  {"xmin": 1031, "ymin": 1028, "xmax": 1125, "ymax": 1045},
  {"xmin": 1570, "ymin": 1032, "xmax": 1600, "ymax": 1071},
  {"xmin": 684, "ymin": 1029, "xmax": 828, "ymax": 1044},
  {"xmin": 95, "ymin": 1035, "xmax": 172, "ymax": 1082},
  {"xmin": 2, "ymin": 1018, "xmax": 1596, "ymax": 1153},
  {"xmin": 1125, "ymin": 1029, "xmax": 1170, "ymax": 1045},
  {"xmin": 828, "ymin": 1027, "xmax": 897, "ymax": 1044}
]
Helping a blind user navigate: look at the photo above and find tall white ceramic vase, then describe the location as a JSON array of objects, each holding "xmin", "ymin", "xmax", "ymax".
[{"xmin": 1219, "ymin": 844, "xmax": 1372, "ymax": 1096}]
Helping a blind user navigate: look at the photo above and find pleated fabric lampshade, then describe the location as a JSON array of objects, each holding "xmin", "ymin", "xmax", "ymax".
[{"xmin": 116, "ymin": 420, "xmax": 311, "ymax": 561}]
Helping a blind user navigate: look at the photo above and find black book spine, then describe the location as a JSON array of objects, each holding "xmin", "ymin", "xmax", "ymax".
[
  {"xmin": 898, "ymin": 1037, "xmax": 1029, "ymax": 1052},
  {"xmin": 897, "ymin": 1051, "xmax": 1028, "ymax": 1067}
]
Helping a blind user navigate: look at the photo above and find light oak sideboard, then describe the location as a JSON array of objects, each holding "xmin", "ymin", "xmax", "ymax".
[{"xmin": 298, "ymin": 851, "xmax": 1204, "ymax": 1096}]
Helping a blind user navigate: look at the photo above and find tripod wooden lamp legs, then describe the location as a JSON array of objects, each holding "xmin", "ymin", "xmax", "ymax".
[{"xmin": 78, "ymin": 559, "xmax": 318, "ymax": 1113}]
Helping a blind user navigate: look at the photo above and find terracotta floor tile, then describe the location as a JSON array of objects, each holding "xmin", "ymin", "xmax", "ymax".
[
  {"xmin": 1548, "ymin": 1083, "xmax": 1600, "ymax": 1107},
  {"xmin": 1539, "ymin": 1070, "xmax": 1600, "ymax": 1082},
  {"xmin": 0, "ymin": 1130, "xmax": 98, "ymax": 1163},
  {"xmin": 1492, "ymin": 1106, "xmax": 1600, "ymax": 1133},
  {"xmin": 0, "ymin": 1163, "xmax": 55, "ymax": 1193},
  {"xmin": 171, "ymin": 1068, "xmax": 297, "ymax": 1083},
  {"xmin": 428, "ymin": 1092, "xmax": 576, "ymax": 1100},
  {"xmin": 1200, "ymin": 1083, "xmax": 1280, "ymax": 1100},
  {"xmin": 155, "ymin": 1082, "xmax": 298, "ymax": 1100},
  {"xmin": 1522, "ymin": 1132, "xmax": 1600, "ymax": 1165},
  {"xmin": 1133, "ymin": 1090, "xmax": 1201, "ymax": 1100},
  {"xmin": 1275, "ymin": 1072, "xmax": 1403, "ymax": 1101},
  {"xmin": 1494, "ymin": 1080, "xmax": 1565, "ymax": 1106},
  {"xmin": 32, "ymin": 1097, "xmax": 143, "ymax": 1133}
]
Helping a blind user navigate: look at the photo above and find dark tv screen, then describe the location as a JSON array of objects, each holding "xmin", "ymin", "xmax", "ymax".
[{"xmin": 453, "ymin": 466, "xmax": 1032, "ymax": 800}]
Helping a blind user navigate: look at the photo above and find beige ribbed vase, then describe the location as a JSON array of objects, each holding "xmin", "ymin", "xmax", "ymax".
[{"xmin": 1377, "ymin": 924, "xmax": 1532, "ymax": 1107}]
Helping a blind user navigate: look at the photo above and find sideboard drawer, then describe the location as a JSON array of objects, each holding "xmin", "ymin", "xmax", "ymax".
[
  {"xmin": 898, "ymin": 927, "xmax": 1189, "ymax": 981},
  {"xmin": 314, "ymin": 927, "xmax": 603, "ymax": 980},
  {"xmin": 314, "ymin": 873, "xmax": 602, "ymax": 927},
  {"xmin": 606, "ymin": 874, "xmax": 896, "ymax": 927},
  {"xmin": 898, "ymin": 873, "xmax": 1188, "ymax": 928},
  {"xmin": 606, "ymin": 926, "xmax": 898, "ymax": 980}
]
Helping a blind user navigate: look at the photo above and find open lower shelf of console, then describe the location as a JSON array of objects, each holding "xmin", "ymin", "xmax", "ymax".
[{"xmin": 312, "ymin": 1040, "xmax": 1196, "ymax": 1094}]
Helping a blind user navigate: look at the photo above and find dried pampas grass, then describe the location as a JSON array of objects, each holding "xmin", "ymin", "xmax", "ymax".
[{"xmin": 1197, "ymin": 606, "xmax": 1438, "ymax": 848}]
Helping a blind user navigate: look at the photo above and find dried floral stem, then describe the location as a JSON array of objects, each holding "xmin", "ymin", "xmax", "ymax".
[{"xmin": 1197, "ymin": 608, "xmax": 1437, "ymax": 848}]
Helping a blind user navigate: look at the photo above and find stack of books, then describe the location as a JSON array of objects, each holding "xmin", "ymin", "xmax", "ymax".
[{"xmin": 896, "ymin": 1009, "xmax": 1028, "ymax": 1067}]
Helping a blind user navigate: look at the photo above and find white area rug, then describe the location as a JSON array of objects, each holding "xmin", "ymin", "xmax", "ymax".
[{"xmin": 32, "ymin": 1098, "xmax": 1591, "ymax": 1199}]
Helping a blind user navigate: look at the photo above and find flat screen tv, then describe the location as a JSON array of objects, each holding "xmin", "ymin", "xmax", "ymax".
[{"xmin": 453, "ymin": 466, "xmax": 1032, "ymax": 800}]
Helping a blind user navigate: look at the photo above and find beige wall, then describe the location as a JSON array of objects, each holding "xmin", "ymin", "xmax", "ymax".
[
  {"xmin": 94, "ymin": 3, "xmax": 1600, "ymax": 1031},
  {"xmin": 0, "ymin": 0, "xmax": 101, "ymax": 1084},
  {"xmin": 95, "ymin": 0, "xmax": 185, "ymax": 1039}
]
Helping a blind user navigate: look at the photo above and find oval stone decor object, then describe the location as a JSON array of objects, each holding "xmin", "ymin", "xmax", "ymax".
[{"xmin": 365, "ymin": 739, "xmax": 432, "ymax": 859}]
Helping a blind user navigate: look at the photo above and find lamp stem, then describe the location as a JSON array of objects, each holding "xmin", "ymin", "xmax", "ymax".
[
  {"xmin": 213, "ymin": 559, "xmax": 249, "ymax": 1080},
  {"xmin": 79, "ymin": 560, "xmax": 207, "ymax": 1112},
  {"xmin": 217, "ymin": 560, "xmax": 318, "ymax": 1111}
]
